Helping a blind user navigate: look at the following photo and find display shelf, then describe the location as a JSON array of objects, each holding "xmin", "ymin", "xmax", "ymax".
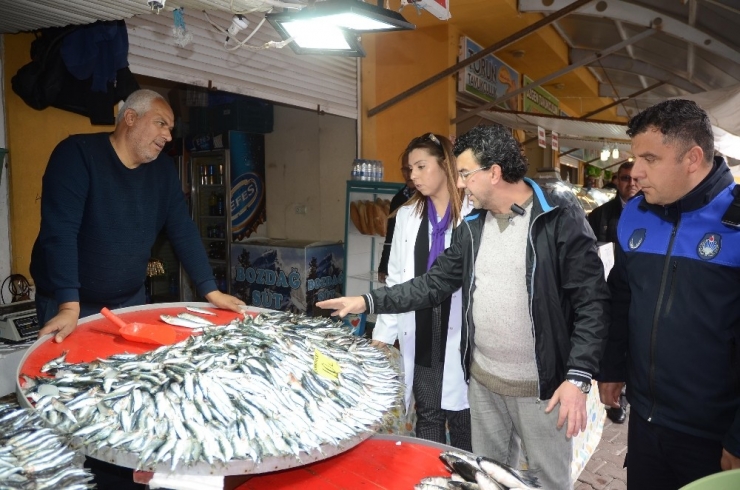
[
  {"xmin": 191, "ymin": 150, "xmax": 232, "ymax": 295},
  {"xmin": 343, "ymin": 181, "xmax": 404, "ymax": 297}
]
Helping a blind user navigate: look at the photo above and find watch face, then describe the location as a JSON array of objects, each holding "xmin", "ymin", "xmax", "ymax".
[{"xmin": 570, "ymin": 379, "xmax": 590, "ymax": 393}]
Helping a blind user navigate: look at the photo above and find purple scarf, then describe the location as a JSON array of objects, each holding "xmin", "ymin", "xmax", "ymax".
[{"xmin": 427, "ymin": 197, "xmax": 452, "ymax": 270}]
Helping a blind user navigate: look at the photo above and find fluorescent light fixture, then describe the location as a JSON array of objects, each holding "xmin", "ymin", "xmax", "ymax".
[
  {"xmin": 267, "ymin": 0, "xmax": 414, "ymax": 56},
  {"xmin": 268, "ymin": 13, "xmax": 366, "ymax": 56},
  {"xmin": 294, "ymin": 0, "xmax": 415, "ymax": 32}
]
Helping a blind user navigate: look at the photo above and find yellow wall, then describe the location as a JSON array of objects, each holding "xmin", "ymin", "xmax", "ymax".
[
  {"xmin": 4, "ymin": 33, "xmax": 114, "ymax": 279},
  {"xmin": 361, "ymin": 24, "xmax": 458, "ymax": 183}
]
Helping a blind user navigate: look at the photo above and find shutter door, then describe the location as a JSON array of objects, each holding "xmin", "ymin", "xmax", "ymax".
[{"xmin": 126, "ymin": 9, "xmax": 357, "ymax": 119}]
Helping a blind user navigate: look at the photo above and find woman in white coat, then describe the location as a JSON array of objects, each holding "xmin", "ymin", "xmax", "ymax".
[{"xmin": 372, "ymin": 133, "xmax": 472, "ymax": 450}]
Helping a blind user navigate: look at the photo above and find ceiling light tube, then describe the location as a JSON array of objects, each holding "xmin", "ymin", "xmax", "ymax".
[
  {"xmin": 267, "ymin": 12, "xmax": 366, "ymax": 56},
  {"xmin": 288, "ymin": 0, "xmax": 415, "ymax": 32}
]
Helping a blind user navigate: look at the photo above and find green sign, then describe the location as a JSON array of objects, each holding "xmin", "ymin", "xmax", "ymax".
[{"xmin": 523, "ymin": 76, "xmax": 559, "ymax": 116}]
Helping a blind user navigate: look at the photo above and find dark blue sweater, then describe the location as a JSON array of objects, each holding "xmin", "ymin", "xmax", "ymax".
[{"xmin": 30, "ymin": 133, "xmax": 217, "ymax": 306}]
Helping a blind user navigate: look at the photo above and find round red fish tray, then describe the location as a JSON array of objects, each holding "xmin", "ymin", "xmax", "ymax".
[{"xmin": 237, "ymin": 435, "xmax": 453, "ymax": 490}]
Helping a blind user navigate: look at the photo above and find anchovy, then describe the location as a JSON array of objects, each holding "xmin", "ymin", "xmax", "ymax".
[
  {"xmin": 159, "ymin": 314, "xmax": 205, "ymax": 328},
  {"xmin": 477, "ymin": 456, "xmax": 541, "ymax": 489},
  {"xmin": 0, "ymin": 401, "xmax": 92, "ymax": 488},
  {"xmin": 177, "ymin": 312, "xmax": 215, "ymax": 325},
  {"xmin": 186, "ymin": 306, "xmax": 217, "ymax": 316},
  {"xmin": 24, "ymin": 312, "xmax": 403, "ymax": 472}
]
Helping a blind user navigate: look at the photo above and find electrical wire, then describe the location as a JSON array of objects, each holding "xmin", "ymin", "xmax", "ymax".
[
  {"xmin": 204, "ymin": 11, "xmax": 292, "ymax": 51},
  {"xmin": 1, "ymin": 274, "xmax": 31, "ymax": 304}
]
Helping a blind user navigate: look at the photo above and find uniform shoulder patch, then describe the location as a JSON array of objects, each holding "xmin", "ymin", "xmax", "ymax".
[
  {"xmin": 697, "ymin": 233, "xmax": 721, "ymax": 260},
  {"xmin": 628, "ymin": 228, "xmax": 646, "ymax": 250}
]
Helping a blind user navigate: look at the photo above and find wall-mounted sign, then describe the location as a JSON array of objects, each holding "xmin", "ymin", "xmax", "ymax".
[
  {"xmin": 523, "ymin": 75, "xmax": 559, "ymax": 116},
  {"xmin": 458, "ymin": 36, "xmax": 521, "ymax": 111},
  {"xmin": 551, "ymin": 131, "xmax": 559, "ymax": 152},
  {"xmin": 538, "ymin": 126, "xmax": 546, "ymax": 149}
]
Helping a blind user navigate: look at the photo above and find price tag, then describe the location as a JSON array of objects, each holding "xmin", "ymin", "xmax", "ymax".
[{"xmin": 314, "ymin": 349, "xmax": 341, "ymax": 380}]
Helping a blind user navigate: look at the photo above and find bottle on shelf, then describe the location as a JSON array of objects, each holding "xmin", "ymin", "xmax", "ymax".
[
  {"xmin": 209, "ymin": 192, "xmax": 217, "ymax": 216},
  {"xmin": 199, "ymin": 164, "xmax": 208, "ymax": 185},
  {"xmin": 216, "ymin": 193, "xmax": 225, "ymax": 216}
]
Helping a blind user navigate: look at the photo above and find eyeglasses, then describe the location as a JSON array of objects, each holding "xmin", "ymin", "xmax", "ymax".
[
  {"xmin": 619, "ymin": 176, "xmax": 639, "ymax": 183},
  {"xmin": 458, "ymin": 166, "xmax": 490, "ymax": 182}
]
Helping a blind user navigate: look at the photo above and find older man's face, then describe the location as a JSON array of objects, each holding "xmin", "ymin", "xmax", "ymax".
[{"xmin": 127, "ymin": 99, "xmax": 174, "ymax": 164}]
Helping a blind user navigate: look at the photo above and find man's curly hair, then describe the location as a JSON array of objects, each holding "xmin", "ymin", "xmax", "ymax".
[{"xmin": 453, "ymin": 124, "xmax": 527, "ymax": 183}]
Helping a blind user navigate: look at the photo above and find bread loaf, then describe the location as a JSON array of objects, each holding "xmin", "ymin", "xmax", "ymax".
[
  {"xmin": 350, "ymin": 201, "xmax": 362, "ymax": 233},
  {"xmin": 367, "ymin": 202, "xmax": 381, "ymax": 236},
  {"xmin": 357, "ymin": 201, "xmax": 371, "ymax": 235},
  {"xmin": 373, "ymin": 198, "xmax": 388, "ymax": 236}
]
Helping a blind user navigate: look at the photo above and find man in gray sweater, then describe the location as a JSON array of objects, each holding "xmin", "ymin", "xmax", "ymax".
[{"xmin": 319, "ymin": 125, "xmax": 609, "ymax": 489}]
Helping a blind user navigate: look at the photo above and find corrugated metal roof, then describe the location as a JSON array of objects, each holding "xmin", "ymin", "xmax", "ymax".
[
  {"xmin": 126, "ymin": 8, "xmax": 358, "ymax": 118},
  {"xmin": 519, "ymin": 0, "xmax": 740, "ymax": 118},
  {"xmin": 0, "ymin": 0, "xmax": 299, "ymax": 33}
]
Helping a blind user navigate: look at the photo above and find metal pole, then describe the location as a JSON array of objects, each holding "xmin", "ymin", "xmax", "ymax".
[
  {"xmin": 579, "ymin": 81, "xmax": 665, "ymax": 119},
  {"xmin": 559, "ymin": 148, "xmax": 578, "ymax": 157},
  {"xmin": 452, "ymin": 28, "xmax": 657, "ymax": 124},
  {"xmin": 366, "ymin": 0, "xmax": 594, "ymax": 118}
]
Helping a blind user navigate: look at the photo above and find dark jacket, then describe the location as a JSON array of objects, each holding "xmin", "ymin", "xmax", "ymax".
[
  {"xmin": 588, "ymin": 196, "xmax": 623, "ymax": 243},
  {"xmin": 365, "ymin": 178, "xmax": 610, "ymax": 400},
  {"xmin": 378, "ymin": 186, "xmax": 415, "ymax": 275},
  {"xmin": 601, "ymin": 157, "xmax": 740, "ymax": 456}
]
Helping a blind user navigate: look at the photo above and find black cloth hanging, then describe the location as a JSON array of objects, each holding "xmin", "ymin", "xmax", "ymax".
[{"xmin": 11, "ymin": 20, "xmax": 139, "ymax": 125}]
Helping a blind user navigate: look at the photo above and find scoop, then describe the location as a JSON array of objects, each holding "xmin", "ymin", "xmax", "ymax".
[{"xmin": 96, "ymin": 307, "xmax": 178, "ymax": 345}]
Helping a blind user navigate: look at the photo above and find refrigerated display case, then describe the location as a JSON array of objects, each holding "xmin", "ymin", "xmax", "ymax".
[
  {"xmin": 343, "ymin": 181, "xmax": 405, "ymax": 298},
  {"xmin": 190, "ymin": 150, "xmax": 232, "ymax": 295}
]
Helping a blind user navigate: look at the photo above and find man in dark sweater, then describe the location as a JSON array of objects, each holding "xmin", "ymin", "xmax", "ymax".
[{"xmin": 31, "ymin": 89, "xmax": 245, "ymax": 344}]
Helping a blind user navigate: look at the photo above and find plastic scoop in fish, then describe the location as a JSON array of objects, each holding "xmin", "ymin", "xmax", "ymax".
[{"xmin": 98, "ymin": 307, "xmax": 178, "ymax": 345}]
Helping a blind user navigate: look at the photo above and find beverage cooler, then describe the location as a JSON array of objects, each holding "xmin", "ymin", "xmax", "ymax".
[{"xmin": 187, "ymin": 132, "xmax": 266, "ymax": 299}]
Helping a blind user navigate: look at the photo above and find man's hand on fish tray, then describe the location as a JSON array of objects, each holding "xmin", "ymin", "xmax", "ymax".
[
  {"xmin": 316, "ymin": 296, "xmax": 367, "ymax": 319},
  {"xmin": 545, "ymin": 380, "xmax": 588, "ymax": 439},
  {"xmin": 38, "ymin": 302, "xmax": 80, "ymax": 343},
  {"xmin": 204, "ymin": 290, "xmax": 246, "ymax": 314}
]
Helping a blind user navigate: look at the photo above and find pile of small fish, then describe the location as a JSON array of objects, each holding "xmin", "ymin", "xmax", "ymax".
[
  {"xmin": 0, "ymin": 401, "xmax": 94, "ymax": 490},
  {"xmin": 415, "ymin": 450, "xmax": 541, "ymax": 490},
  {"xmin": 21, "ymin": 312, "xmax": 402, "ymax": 473}
]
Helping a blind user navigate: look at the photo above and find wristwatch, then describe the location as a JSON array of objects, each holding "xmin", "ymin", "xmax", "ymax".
[{"xmin": 567, "ymin": 379, "xmax": 591, "ymax": 394}]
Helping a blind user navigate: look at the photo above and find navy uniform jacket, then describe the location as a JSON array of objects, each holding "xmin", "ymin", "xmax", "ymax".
[{"xmin": 601, "ymin": 157, "xmax": 740, "ymax": 457}]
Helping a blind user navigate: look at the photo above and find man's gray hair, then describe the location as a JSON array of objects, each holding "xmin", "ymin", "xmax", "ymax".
[{"xmin": 116, "ymin": 89, "xmax": 167, "ymax": 124}]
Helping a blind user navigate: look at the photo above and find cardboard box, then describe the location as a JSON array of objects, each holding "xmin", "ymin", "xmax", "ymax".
[{"xmin": 231, "ymin": 239, "xmax": 344, "ymax": 316}]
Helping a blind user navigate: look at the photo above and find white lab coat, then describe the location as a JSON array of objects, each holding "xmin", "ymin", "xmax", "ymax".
[{"xmin": 373, "ymin": 202, "xmax": 470, "ymax": 412}]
